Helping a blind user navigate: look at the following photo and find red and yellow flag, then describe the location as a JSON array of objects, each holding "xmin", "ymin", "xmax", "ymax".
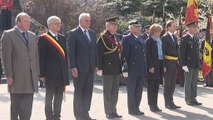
[
  {"xmin": 202, "ymin": 16, "xmax": 212, "ymax": 77},
  {"xmin": 185, "ymin": 0, "xmax": 198, "ymax": 25}
]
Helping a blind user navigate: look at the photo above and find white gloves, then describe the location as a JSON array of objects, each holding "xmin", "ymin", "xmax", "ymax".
[{"xmin": 182, "ymin": 66, "xmax": 189, "ymax": 72}]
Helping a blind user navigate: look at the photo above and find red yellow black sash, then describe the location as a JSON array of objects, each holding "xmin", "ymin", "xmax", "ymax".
[
  {"xmin": 103, "ymin": 32, "xmax": 122, "ymax": 54},
  {"xmin": 42, "ymin": 33, "xmax": 65, "ymax": 59}
]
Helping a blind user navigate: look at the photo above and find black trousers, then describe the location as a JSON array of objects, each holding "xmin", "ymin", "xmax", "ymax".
[
  {"xmin": 127, "ymin": 76, "xmax": 144, "ymax": 113},
  {"xmin": 1, "ymin": 9, "xmax": 12, "ymax": 30},
  {"xmin": 45, "ymin": 86, "xmax": 64, "ymax": 120},
  {"xmin": 147, "ymin": 78, "xmax": 160, "ymax": 106},
  {"xmin": 73, "ymin": 72, "xmax": 94, "ymax": 119},
  {"xmin": 164, "ymin": 60, "xmax": 178, "ymax": 106},
  {"xmin": 10, "ymin": 93, "xmax": 34, "ymax": 120}
]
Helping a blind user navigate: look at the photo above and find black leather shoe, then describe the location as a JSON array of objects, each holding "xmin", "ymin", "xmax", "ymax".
[
  {"xmin": 129, "ymin": 111, "xmax": 144, "ymax": 115},
  {"xmin": 106, "ymin": 114, "xmax": 115, "ymax": 119},
  {"xmin": 172, "ymin": 103, "xmax": 181, "ymax": 108},
  {"xmin": 150, "ymin": 105, "xmax": 161, "ymax": 112},
  {"xmin": 165, "ymin": 104, "xmax": 176, "ymax": 109},
  {"xmin": 193, "ymin": 101, "xmax": 202, "ymax": 105},
  {"xmin": 86, "ymin": 116, "xmax": 96, "ymax": 120},
  {"xmin": 112, "ymin": 113, "xmax": 122, "ymax": 118},
  {"xmin": 155, "ymin": 106, "xmax": 162, "ymax": 112},
  {"xmin": 150, "ymin": 105, "xmax": 156, "ymax": 112},
  {"xmin": 186, "ymin": 101, "xmax": 195, "ymax": 106}
]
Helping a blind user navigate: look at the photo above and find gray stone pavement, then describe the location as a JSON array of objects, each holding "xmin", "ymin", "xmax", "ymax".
[{"xmin": 0, "ymin": 80, "xmax": 213, "ymax": 120}]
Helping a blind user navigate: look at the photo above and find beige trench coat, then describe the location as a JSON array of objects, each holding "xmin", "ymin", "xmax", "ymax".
[{"xmin": 1, "ymin": 27, "xmax": 39, "ymax": 93}]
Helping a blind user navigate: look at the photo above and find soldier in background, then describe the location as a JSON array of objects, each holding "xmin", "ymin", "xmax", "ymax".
[
  {"xmin": 142, "ymin": 25, "xmax": 150, "ymax": 41},
  {"xmin": 97, "ymin": 17, "xmax": 122, "ymax": 119},
  {"xmin": 37, "ymin": 25, "xmax": 46, "ymax": 36},
  {"xmin": 199, "ymin": 29, "xmax": 206, "ymax": 47},
  {"xmin": 37, "ymin": 25, "xmax": 46, "ymax": 88}
]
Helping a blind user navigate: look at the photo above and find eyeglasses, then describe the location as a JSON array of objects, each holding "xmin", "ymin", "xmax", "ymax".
[
  {"xmin": 52, "ymin": 23, "xmax": 62, "ymax": 25},
  {"xmin": 83, "ymin": 20, "xmax": 91, "ymax": 22}
]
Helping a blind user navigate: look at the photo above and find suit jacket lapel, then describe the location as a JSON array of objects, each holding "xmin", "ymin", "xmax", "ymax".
[
  {"xmin": 138, "ymin": 35, "xmax": 145, "ymax": 45},
  {"xmin": 166, "ymin": 33, "xmax": 177, "ymax": 47},
  {"xmin": 14, "ymin": 27, "xmax": 28, "ymax": 47},
  {"xmin": 88, "ymin": 29, "xmax": 95, "ymax": 46},
  {"xmin": 130, "ymin": 33, "xmax": 142, "ymax": 45},
  {"xmin": 77, "ymin": 27, "xmax": 91, "ymax": 46},
  {"xmin": 27, "ymin": 32, "xmax": 33, "ymax": 49},
  {"xmin": 130, "ymin": 33, "xmax": 136, "ymax": 41}
]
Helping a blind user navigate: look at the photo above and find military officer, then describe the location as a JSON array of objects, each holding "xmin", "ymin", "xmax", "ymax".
[
  {"xmin": 97, "ymin": 17, "xmax": 122, "ymax": 119},
  {"xmin": 180, "ymin": 22, "xmax": 202, "ymax": 106},
  {"xmin": 122, "ymin": 19, "xmax": 147, "ymax": 115}
]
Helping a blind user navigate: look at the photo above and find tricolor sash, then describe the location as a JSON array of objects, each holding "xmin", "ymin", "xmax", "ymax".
[
  {"xmin": 102, "ymin": 32, "xmax": 122, "ymax": 54},
  {"xmin": 42, "ymin": 33, "xmax": 65, "ymax": 59}
]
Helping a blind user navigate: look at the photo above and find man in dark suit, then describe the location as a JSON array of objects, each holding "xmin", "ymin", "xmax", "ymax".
[
  {"xmin": 1, "ymin": 12, "xmax": 39, "ymax": 120},
  {"xmin": 122, "ymin": 19, "xmax": 147, "ymax": 115},
  {"xmin": 38, "ymin": 16, "xmax": 70, "ymax": 120},
  {"xmin": 180, "ymin": 22, "xmax": 202, "ymax": 106},
  {"xmin": 162, "ymin": 20, "xmax": 181, "ymax": 109},
  {"xmin": 97, "ymin": 17, "xmax": 122, "ymax": 119},
  {"xmin": 67, "ymin": 13, "xmax": 98, "ymax": 120}
]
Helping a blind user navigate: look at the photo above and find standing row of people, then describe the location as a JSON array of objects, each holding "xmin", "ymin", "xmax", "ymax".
[{"xmin": 1, "ymin": 12, "xmax": 203, "ymax": 120}]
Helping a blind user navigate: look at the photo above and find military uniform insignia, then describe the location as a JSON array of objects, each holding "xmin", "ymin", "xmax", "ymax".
[{"xmin": 97, "ymin": 31, "xmax": 122, "ymax": 56}]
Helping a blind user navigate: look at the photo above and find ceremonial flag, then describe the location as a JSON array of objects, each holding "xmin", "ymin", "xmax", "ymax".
[
  {"xmin": 185, "ymin": 0, "xmax": 198, "ymax": 25},
  {"xmin": 202, "ymin": 16, "xmax": 212, "ymax": 77}
]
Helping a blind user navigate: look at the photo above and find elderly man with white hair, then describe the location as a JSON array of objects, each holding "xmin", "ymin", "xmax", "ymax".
[
  {"xmin": 67, "ymin": 13, "xmax": 98, "ymax": 120},
  {"xmin": 122, "ymin": 19, "xmax": 147, "ymax": 115},
  {"xmin": 38, "ymin": 16, "xmax": 70, "ymax": 120}
]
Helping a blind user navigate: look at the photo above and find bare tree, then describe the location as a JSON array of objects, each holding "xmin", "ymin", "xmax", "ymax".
[{"xmin": 24, "ymin": 0, "xmax": 119, "ymax": 34}]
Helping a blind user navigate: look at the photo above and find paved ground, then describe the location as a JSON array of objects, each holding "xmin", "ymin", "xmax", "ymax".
[{"xmin": 0, "ymin": 80, "xmax": 213, "ymax": 120}]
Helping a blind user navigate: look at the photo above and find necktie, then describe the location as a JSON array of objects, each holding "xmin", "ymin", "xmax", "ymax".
[
  {"xmin": 172, "ymin": 34, "xmax": 177, "ymax": 43},
  {"xmin": 84, "ymin": 30, "xmax": 91, "ymax": 43},
  {"xmin": 22, "ymin": 32, "xmax": 28, "ymax": 45}
]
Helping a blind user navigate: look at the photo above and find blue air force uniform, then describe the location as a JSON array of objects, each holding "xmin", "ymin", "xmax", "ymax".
[{"xmin": 122, "ymin": 20, "xmax": 147, "ymax": 115}]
